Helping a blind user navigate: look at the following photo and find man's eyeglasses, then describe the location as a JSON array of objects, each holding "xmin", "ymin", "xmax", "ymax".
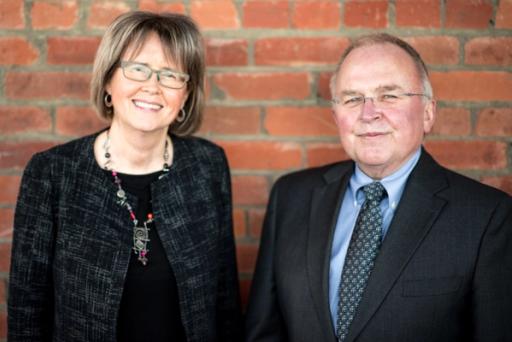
[
  {"xmin": 119, "ymin": 61, "xmax": 190, "ymax": 89},
  {"xmin": 331, "ymin": 92, "xmax": 430, "ymax": 111}
]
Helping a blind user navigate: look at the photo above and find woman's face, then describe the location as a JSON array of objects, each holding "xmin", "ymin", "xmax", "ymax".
[{"xmin": 106, "ymin": 32, "xmax": 188, "ymax": 135}]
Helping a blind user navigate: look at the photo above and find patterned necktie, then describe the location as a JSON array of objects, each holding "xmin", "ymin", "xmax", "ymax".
[{"xmin": 336, "ymin": 181, "xmax": 387, "ymax": 341}]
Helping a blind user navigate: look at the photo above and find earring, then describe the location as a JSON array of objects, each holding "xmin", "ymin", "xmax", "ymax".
[
  {"xmin": 176, "ymin": 108, "xmax": 186, "ymax": 123},
  {"xmin": 104, "ymin": 93, "xmax": 113, "ymax": 107}
]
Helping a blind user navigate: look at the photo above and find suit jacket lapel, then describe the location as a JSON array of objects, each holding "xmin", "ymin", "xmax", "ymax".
[
  {"xmin": 346, "ymin": 151, "xmax": 449, "ymax": 342},
  {"xmin": 307, "ymin": 162, "xmax": 353, "ymax": 340}
]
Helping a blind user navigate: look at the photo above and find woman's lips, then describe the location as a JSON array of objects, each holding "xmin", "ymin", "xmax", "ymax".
[{"xmin": 132, "ymin": 100, "xmax": 163, "ymax": 111}]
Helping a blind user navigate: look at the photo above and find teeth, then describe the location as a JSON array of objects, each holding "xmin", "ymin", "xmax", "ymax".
[{"xmin": 133, "ymin": 100, "xmax": 162, "ymax": 110}]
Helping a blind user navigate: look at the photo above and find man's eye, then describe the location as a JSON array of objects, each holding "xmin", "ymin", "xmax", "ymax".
[
  {"xmin": 381, "ymin": 94, "xmax": 399, "ymax": 101},
  {"xmin": 344, "ymin": 97, "xmax": 363, "ymax": 105}
]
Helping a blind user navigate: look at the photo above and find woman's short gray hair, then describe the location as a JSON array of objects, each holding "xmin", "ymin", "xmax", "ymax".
[{"xmin": 91, "ymin": 11, "xmax": 205, "ymax": 136}]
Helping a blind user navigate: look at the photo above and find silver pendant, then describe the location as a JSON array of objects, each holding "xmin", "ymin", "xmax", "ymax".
[{"xmin": 133, "ymin": 223, "xmax": 150, "ymax": 266}]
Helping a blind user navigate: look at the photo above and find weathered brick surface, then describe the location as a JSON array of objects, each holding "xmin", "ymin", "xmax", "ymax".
[
  {"xmin": 0, "ymin": 37, "xmax": 39, "ymax": 65},
  {"xmin": 1, "ymin": 1, "xmax": 511, "ymax": 325},
  {"xmin": 344, "ymin": 0, "xmax": 388, "ymax": 28},
  {"xmin": 395, "ymin": 0, "xmax": 440, "ymax": 28},
  {"xmin": 32, "ymin": 0, "xmax": 78, "ymax": 29}
]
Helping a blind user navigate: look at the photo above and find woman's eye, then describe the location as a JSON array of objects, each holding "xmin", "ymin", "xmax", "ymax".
[{"xmin": 161, "ymin": 73, "xmax": 177, "ymax": 80}]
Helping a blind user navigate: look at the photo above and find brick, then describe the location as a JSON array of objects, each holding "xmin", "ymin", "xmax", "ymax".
[
  {"xmin": 87, "ymin": 1, "xmax": 131, "ymax": 29},
  {"xmin": 232, "ymin": 175, "xmax": 269, "ymax": 206},
  {"xmin": 404, "ymin": 36, "xmax": 459, "ymax": 65},
  {"xmin": 56, "ymin": 106, "xmax": 107, "ymax": 137},
  {"xmin": 0, "ymin": 0, "xmax": 24, "ymax": 28},
  {"xmin": 213, "ymin": 73, "xmax": 310, "ymax": 100},
  {"xmin": 430, "ymin": 71, "xmax": 512, "ymax": 101},
  {"xmin": 0, "ymin": 37, "xmax": 39, "ymax": 65},
  {"xmin": 424, "ymin": 141, "xmax": 507, "ymax": 170},
  {"xmin": 255, "ymin": 37, "xmax": 349, "ymax": 66},
  {"xmin": 0, "ymin": 310, "xmax": 6, "ymax": 338},
  {"xmin": 0, "ymin": 176, "xmax": 21, "ymax": 204},
  {"xmin": 0, "ymin": 141, "xmax": 58, "ymax": 169},
  {"xmin": 6, "ymin": 72, "xmax": 91, "ymax": 100},
  {"xmin": 496, "ymin": 0, "xmax": 512, "ymax": 28},
  {"xmin": 431, "ymin": 108, "xmax": 471, "ymax": 136},
  {"xmin": 243, "ymin": 0, "xmax": 289, "ymax": 28},
  {"xmin": 219, "ymin": 141, "xmax": 302, "ymax": 170},
  {"xmin": 191, "ymin": 0, "xmax": 239, "ymax": 29},
  {"xmin": 233, "ymin": 208, "xmax": 246, "ymax": 238},
  {"xmin": 306, "ymin": 143, "xmax": 349, "ymax": 167},
  {"xmin": 249, "ymin": 209, "xmax": 265, "ymax": 238},
  {"xmin": 265, "ymin": 106, "xmax": 337, "ymax": 137},
  {"xmin": 0, "ymin": 208, "xmax": 14, "ymax": 238},
  {"xmin": 47, "ymin": 36, "xmax": 101, "ymax": 65},
  {"xmin": 445, "ymin": 0, "xmax": 492, "ymax": 29},
  {"xmin": 199, "ymin": 106, "xmax": 260, "ymax": 135},
  {"xmin": 138, "ymin": 0, "xmax": 185, "ymax": 13},
  {"xmin": 395, "ymin": 0, "xmax": 440, "ymax": 27},
  {"xmin": 465, "ymin": 37, "xmax": 512, "ymax": 66},
  {"xmin": 344, "ymin": 0, "xmax": 388, "ymax": 28},
  {"xmin": 481, "ymin": 175, "xmax": 512, "ymax": 195},
  {"xmin": 236, "ymin": 243, "xmax": 259, "ymax": 273},
  {"xmin": 293, "ymin": 1, "xmax": 340, "ymax": 29},
  {"xmin": 318, "ymin": 72, "xmax": 334, "ymax": 101},
  {"xmin": 476, "ymin": 108, "xmax": 512, "ymax": 137},
  {"xmin": 205, "ymin": 39, "xmax": 248, "ymax": 66},
  {"xmin": 0, "ymin": 106, "xmax": 51, "ymax": 134},
  {"xmin": 0, "ymin": 243, "xmax": 11, "ymax": 272},
  {"xmin": 32, "ymin": 0, "xmax": 78, "ymax": 29},
  {"xmin": 0, "ymin": 279, "xmax": 6, "ymax": 305}
]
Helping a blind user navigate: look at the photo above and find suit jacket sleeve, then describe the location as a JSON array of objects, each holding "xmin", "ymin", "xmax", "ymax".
[
  {"xmin": 245, "ymin": 179, "xmax": 288, "ymax": 341},
  {"xmin": 215, "ymin": 150, "xmax": 244, "ymax": 341},
  {"xmin": 472, "ymin": 195, "xmax": 512, "ymax": 341},
  {"xmin": 8, "ymin": 153, "xmax": 55, "ymax": 342}
]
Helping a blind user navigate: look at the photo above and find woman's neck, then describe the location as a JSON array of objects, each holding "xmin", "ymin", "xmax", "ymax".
[{"xmin": 95, "ymin": 124, "xmax": 173, "ymax": 175}]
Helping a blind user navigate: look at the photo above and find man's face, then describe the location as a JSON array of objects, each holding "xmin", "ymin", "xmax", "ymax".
[{"xmin": 332, "ymin": 43, "xmax": 436, "ymax": 179}]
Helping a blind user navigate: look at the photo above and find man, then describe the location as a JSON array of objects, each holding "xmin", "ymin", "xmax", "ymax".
[{"xmin": 245, "ymin": 33, "xmax": 512, "ymax": 342}]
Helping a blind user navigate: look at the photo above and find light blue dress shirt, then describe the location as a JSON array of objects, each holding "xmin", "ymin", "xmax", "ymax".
[{"xmin": 328, "ymin": 148, "xmax": 422, "ymax": 328}]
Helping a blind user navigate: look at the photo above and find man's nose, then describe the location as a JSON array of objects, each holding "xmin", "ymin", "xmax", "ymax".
[{"xmin": 359, "ymin": 97, "xmax": 380, "ymax": 121}]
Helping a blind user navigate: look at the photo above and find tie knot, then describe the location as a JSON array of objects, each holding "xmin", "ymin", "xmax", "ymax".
[{"xmin": 362, "ymin": 182, "xmax": 386, "ymax": 202}]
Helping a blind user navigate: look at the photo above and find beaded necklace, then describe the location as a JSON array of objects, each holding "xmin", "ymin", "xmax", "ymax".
[{"xmin": 102, "ymin": 130, "xmax": 170, "ymax": 266}]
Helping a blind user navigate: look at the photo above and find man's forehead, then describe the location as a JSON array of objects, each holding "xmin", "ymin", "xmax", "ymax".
[{"xmin": 342, "ymin": 42, "xmax": 414, "ymax": 67}]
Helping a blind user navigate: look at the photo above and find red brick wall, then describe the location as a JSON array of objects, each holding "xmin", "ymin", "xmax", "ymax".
[{"xmin": 1, "ymin": 0, "xmax": 511, "ymax": 336}]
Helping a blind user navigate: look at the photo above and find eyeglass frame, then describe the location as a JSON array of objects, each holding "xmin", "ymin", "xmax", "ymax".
[
  {"xmin": 119, "ymin": 61, "xmax": 190, "ymax": 89},
  {"xmin": 331, "ymin": 92, "xmax": 431, "ymax": 109}
]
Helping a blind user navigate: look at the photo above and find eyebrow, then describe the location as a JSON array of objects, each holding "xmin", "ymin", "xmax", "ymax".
[
  {"xmin": 126, "ymin": 61, "xmax": 180, "ymax": 73},
  {"xmin": 338, "ymin": 84, "xmax": 405, "ymax": 96}
]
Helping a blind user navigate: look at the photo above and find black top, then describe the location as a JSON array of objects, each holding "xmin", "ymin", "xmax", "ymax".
[{"xmin": 114, "ymin": 170, "xmax": 186, "ymax": 342}]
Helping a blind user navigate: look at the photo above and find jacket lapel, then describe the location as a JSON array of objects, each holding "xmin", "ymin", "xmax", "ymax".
[
  {"xmin": 307, "ymin": 162, "xmax": 353, "ymax": 341},
  {"xmin": 149, "ymin": 137, "xmax": 219, "ymax": 338},
  {"xmin": 346, "ymin": 151, "xmax": 449, "ymax": 341}
]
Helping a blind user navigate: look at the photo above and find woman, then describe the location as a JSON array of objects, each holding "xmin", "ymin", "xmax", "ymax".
[{"xmin": 8, "ymin": 11, "xmax": 243, "ymax": 341}]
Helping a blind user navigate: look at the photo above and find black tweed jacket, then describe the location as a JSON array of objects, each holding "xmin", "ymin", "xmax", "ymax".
[{"xmin": 8, "ymin": 131, "xmax": 243, "ymax": 341}]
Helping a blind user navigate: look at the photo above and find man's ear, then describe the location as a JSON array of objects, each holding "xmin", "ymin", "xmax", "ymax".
[{"xmin": 423, "ymin": 99, "xmax": 436, "ymax": 134}]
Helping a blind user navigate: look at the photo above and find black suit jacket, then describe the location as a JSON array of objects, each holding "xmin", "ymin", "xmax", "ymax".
[
  {"xmin": 9, "ymin": 132, "xmax": 243, "ymax": 342},
  {"xmin": 246, "ymin": 150, "xmax": 512, "ymax": 342}
]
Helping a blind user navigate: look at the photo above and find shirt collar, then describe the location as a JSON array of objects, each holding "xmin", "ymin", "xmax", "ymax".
[{"xmin": 349, "ymin": 148, "xmax": 422, "ymax": 208}]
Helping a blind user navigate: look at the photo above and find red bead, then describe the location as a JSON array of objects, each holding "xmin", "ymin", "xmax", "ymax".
[
  {"xmin": 130, "ymin": 212, "xmax": 135, "ymax": 220},
  {"xmin": 147, "ymin": 213, "xmax": 153, "ymax": 220}
]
